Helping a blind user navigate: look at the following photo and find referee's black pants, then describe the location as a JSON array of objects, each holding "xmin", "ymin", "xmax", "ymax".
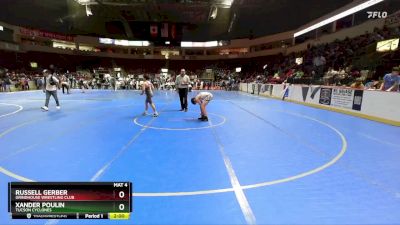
[{"xmin": 178, "ymin": 88, "xmax": 188, "ymax": 110}]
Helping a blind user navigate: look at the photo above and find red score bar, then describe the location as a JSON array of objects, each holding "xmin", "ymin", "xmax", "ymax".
[{"xmin": 9, "ymin": 182, "xmax": 132, "ymax": 213}]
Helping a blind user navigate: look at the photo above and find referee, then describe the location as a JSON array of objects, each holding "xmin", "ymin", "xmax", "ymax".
[{"xmin": 175, "ymin": 69, "xmax": 190, "ymax": 112}]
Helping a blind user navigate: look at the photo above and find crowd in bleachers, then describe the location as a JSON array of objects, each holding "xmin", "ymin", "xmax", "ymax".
[
  {"xmin": 0, "ymin": 71, "xmax": 38, "ymax": 92},
  {"xmin": 0, "ymin": 67, "xmax": 239, "ymax": 93},
  {"xmin": 240, "ymin": 26, "xmax": 400, "ymax": 92},
  {"xmin": 1, "ymin": 25, "xmax": 399, "ymax": 93}
]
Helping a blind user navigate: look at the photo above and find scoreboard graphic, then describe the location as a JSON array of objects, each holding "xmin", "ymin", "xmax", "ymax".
[{"xmin": 8, "ymin": 182, "xmax": 132, "ymax": 220}]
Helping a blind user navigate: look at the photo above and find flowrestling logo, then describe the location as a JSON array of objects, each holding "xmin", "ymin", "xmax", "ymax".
[{"xmin": 367, "ymin": 11, "xmax": 388, "ymax": 19}]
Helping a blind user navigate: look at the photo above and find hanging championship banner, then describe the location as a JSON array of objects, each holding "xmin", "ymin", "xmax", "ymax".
[
  {"xmin": 161, "ymin": 23, "xmax": 169, "ymax": 38},
  {"xmin": 20, "ymin": 27, "xmax": 74, "ymax": 41},
  {"xmin": 150, "ymin": 24, "xmax": 158, "ymax": 37}
]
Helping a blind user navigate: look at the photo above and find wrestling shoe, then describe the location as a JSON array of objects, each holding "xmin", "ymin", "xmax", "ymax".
[{"xmin": 200, "ymin": 116, "xmax": 208, "ymax": 122}]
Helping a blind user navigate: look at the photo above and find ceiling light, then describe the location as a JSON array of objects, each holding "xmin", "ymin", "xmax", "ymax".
[
  {"xmin": 294, "ymin": 0, "xmax": 384, "ymax": 37},
  {"xmin": 209, "ymin": 6, "xmax": 218, "ymax": 20},
  {"xmin": 75, "ymin": 0, "xmax": 92, "ymax": 5},
  {"xmin": 222, "ymin": 0, "xmax": 234, "ymax": 7},
  {"xmin": 86, "ymin": 5, "xmax": 93, "ymax": 16}
]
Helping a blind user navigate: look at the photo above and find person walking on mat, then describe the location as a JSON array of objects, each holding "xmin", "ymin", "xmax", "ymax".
[
  {"xmin": 175, "ymin": 69, "xmax": 190, "ymax": 112},
  {"xmin": 141, "ymin": 74, "xmax": 158, "ymax": 117},
  {"xmin": 191, "ymin": 92, "xmax": 213, "ymax": 122},
  {"xmin": 41, "ymin": 69, "xmax": 60, "ymax": 111}
]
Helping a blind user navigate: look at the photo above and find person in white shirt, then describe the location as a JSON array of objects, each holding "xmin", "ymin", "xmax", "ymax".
[
  {"xmin": 41, "ymin": 69, "xmax": 60, "ymax": 111},
  {"xmin": 175, "ymin": 69, "xmax": 190, "ymax": 112},
  {"xmin": 191, "ymin": 92, "xmax": 213, "ymax": 122}
]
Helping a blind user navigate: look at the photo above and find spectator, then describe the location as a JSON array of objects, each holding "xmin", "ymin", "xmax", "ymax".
[
  {"xmin": 360, "ymin": 67, "xmax": 370, "ymax": 80},
  {"xmin": 380, "ymin": 67, "xmax": 400, "ymax": 91},
  {"xmin": 0, "ymin": 78, "xmax": 4, "ymax": 92},
  {"xmin": 294, "ymin": 69, "xmax": 305, "ymax": 79},
  {"xmin": 350, "ymin": 78, "xmax": 365, "ymax": 89},
  {"xmin": 41, "ymin": 70, "xmax": 61, "ymax": 111},
  {"xmin": 313, "ymin": 54, "xmax": 326, "ymax": 80},
  {"xmin": 36, "ymin": 76, "xmax": 44, "ymax": 90},
  {"xmin": 4, "ymin": 75, "xmax": 12, "ymax": 92},
  {"xmin": 365, "ymin": 80, "xmax": 382, "ymax": 90}
]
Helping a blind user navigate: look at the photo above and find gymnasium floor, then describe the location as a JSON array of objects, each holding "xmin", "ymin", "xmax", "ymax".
[{"xmin": 0, "ymin": 89, "xmax": 400, "ymax": 225}]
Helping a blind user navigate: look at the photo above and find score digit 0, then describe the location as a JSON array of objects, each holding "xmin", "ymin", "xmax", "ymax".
[{"xmin": 119, "ymin": 191, "xmax": 125, "ymax": 199}]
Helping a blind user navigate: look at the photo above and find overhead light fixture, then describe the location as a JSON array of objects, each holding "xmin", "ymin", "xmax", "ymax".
[
  {"xmin": 181, "ymin": 41, "xmax": 219, "ymax": 48},
  {"xmin": 236, "ymin": 67, "xmax": 241, "ymax": 73},
  {"xmin": 165, "ymin": 41, "xmax": 170, "ymax": 45},
  {"xmin": 99, "ymin": 38, "xmax": 151, "ymax": 47},
  {"xmin": 228, "ymin": 13, "xmax": 236, "ymax": 33},
  {"xmin": 99, "ymin": 38, "xmax": 113, "ymax": 44},
  {"xmin": 205, "ymin": 41, "xmax": 218, "ymax": 47},
  {"xmin": 294, "ymin": 0, "xmax": 385, "ymax": 37},
  {"xmin": 142, "ymin": 41, "xmax": 150, "ymax": 47},
  {"xmin": 181, "ymin": 42, "xmax": 192, "ymax": 47},
  {"xmin": 209, "ymin": 6, "xmax": 218, "ymax": 20},
  {"xmin": 0, "ymin": 26, "xmax": 3, "ymax": 31},
  {"xmin": 221, "ymin": 0, "xmax": 234, "ymax": 8},
  {"xmin": 86, "ymin": 5, "xmax": 93, "ymax": 16},
  {"xmin": 75, "ymin": 0, "xmax": 93, "ymax": 5},
  {"xmin": 128, "ymin": 41, "xmax": 142, "ymax": 46},
  {"xmin": 115, "ymin": 39, "xmax": 129, "ymax": 46}
]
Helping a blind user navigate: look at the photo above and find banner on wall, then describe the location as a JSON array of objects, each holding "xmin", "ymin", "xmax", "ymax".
[
  {"xmin": 299, "ymin": 85, "xmax": 319, "ymax": 102},
  {"xmin": 240, "ymin": 83, "xmax": 398, "ymax": 124},
  {"xmin": 319, "ymin": 87, "xmax": 363, "ymax": 111},
  {"xmin": 282, "ymin": 85, "xmax": 289, "ymax": 100},
  {"xmin": 301, "ymin": 86, "xmax": 309, "ymax": 102},
  {"xmin": 331, "ymin": 88, "xmax": 354, "ymax": 109},
  {"xmin": 20, "ymin": 27, "xmax": 74, "ymax": 41},
  {"xmin": 310, "ymin": 86, "xmax": 321, "ymax": 99},
  {"xmin": 261, "ymin": 84, "xmax": 273, "ymax": 96},
  {"xmin": 319, "ymin": 88, "xmax": 332, "ymax": 105},
  {"xmin": 352, "ymin": 90, "xmax": 364, "ymax": 111}
]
